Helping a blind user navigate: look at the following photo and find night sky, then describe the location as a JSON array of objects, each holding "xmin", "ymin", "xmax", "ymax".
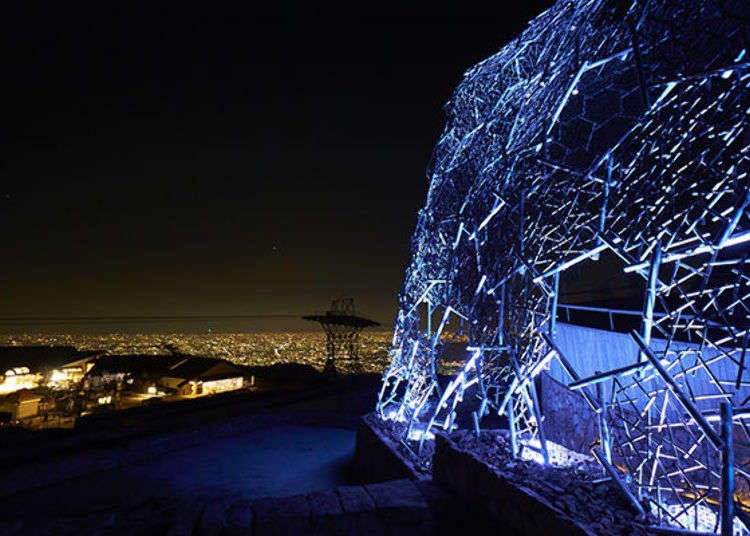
[{"xmin": 3, "ymin": 2, "xmax": 554, "ymax": 332}]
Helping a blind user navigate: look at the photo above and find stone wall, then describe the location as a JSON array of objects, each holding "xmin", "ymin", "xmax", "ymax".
[
  {"xmin": 351, "ymin": 415, "xmax": 419, "ymax": 483},
  {"xmin": 432, "ymin": 432, "xmax": 595, "ymax": 536}
]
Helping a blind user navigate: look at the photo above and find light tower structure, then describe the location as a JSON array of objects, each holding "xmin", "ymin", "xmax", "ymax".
[{"xmin": 303, "ymin": 298, "xmax": 379, "ymax": 373}]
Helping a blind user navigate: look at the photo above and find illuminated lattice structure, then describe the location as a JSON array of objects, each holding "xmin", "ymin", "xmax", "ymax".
[{"xmin": 377, "ymin": 0, "xmax": 750, "ymax": 532}]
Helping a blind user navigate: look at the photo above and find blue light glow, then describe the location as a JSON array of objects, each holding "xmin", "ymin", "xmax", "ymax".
[{"xmin": 377, "ymin": 0, "xmax": 750, "ymax": 532}]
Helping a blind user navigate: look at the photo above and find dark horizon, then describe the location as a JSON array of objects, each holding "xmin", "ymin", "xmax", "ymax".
[
  {"xmin": 3, "ymin": 2, "xmax": 556, "ymax": 333},
  {"xmin": 0, "ymin": 313, "xmax": 363, "ymax": 334}
]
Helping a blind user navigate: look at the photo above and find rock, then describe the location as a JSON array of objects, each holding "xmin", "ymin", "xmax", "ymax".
[
  {"xmin": 0, "ymin": 520, "xmax": 23, "ymax": 536},
  {"xmin": 197, "ymin": 498, "xmax": 227, "ymax": 536},
  {"xmin": 364, "ymin": 479, "xmax": 429, "ymax": 525},
  {"xmin": 167, "ymin": 500, "xmax": 203, "ymax": 536},
  {"xmin": 413, "ymin": 480, "xmax": 446, "ymax": 509},
  {"xmin": 308, "ymin": 489, "xmax": 342, "ymax": 518},
  {"xmin": 353, "ymin": 512, "xmax": 385, "ymax": 536},
  {"xmin": 365, "ymin": 479, "xmax": 427, "ymax": 511},
  {"xmin": 308, "ymin": 489, "xmax": 348, "ymax": 535},
  {"xmin": 253, "ymin": 494, "xmax": 310, "ymax": 536},
  {"xmin": 225, "ymin": 500, "xmax": 253, "ymax": 536},
  {"xmin": 120, "ymin": 499, "xmax": 173, "ymax": 536},
  {"xmin": 337, "ymin": 486, "xmax": 375, "ymax": 514}
]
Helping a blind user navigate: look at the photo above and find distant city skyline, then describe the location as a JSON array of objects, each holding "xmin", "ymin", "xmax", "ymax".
[
  {"xmin": 0, "ymin": 314, "xmax": 371, "ymax": 334},
  {"xmin": 3, "ymin": 2, "xmax": 555, "ymax": 332}
]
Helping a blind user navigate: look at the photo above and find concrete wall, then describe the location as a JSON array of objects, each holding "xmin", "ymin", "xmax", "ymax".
[
  {"xmin": 548, "ymin": 322, "xmax": 743, "ymax": 412},
  {"xmin": 538, "ymin": 372, "xmax": 598, "ymax": 454}
]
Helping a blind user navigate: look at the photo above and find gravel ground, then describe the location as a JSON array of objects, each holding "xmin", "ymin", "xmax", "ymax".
[{"xmin": 451, "ymin": 429, "xmax": 658, "ymax": 535}]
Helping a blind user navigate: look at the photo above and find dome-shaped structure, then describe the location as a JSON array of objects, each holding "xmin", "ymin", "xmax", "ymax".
[{"xmin": 377, "ymin": 0, "xmax": 750, "ymax": 531}]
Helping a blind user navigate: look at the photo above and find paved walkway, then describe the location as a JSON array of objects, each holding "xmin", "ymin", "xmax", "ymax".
[
  {"xmin": 0, "ymin": 477, "xmax": 496, "ymax": 536},
  {"xmin": 0, "ymin": 376, "xmax": 498, "ymax": 535}
]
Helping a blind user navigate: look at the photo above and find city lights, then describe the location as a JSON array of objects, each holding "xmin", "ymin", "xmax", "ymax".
[{"xmin": 0, "ymin": 331, "xmax": 394, "ymax": 375}]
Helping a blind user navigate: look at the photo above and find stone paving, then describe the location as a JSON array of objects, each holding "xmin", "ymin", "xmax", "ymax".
[
  {"xmin": 0, "ymin": 378, "xmax": 498, "ymax": 535},
  {"xmin": 0, "ymin": 478, "xmax": 493, "ymax": 535}
]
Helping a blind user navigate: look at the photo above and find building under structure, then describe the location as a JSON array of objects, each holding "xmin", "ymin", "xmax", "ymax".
[
  {"xmin": 84, "ymin": 354, "xmax": 247, "ymax": 401},
  {"xmin": 0, "ymin": 346, "xmax": 100, "ymax": 394},
  {"xmin": 303, "ymin": 298, "xmax": 379, "ymax": 373},
  {"xmin": 376, "ymin": 0, "xmax": 750, "ymax": 533}
]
